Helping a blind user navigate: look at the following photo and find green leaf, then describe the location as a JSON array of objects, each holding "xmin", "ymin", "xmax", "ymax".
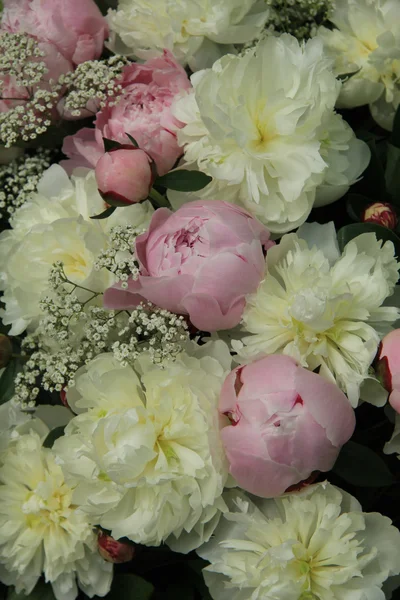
[
  {"xmin": 7, "ymin": 581, "xmax": 56, "ymax": 599},
  {"xmin": 90, "ymin": 205, "xmax": 117, "ymax": 220},
  {"xmin": 43, "ymin": 426, "xmax": 66, "ymax": 449},
  {"xmin": 103, "ymin": 137, "xmax": 122, "ymax": 152},
  {"xmin": 0, "ymin": 358, "xmax": 23, "ymax": 405},
  {"xmin": 107, "ymin": 574, "xmax": 154, "ymax": 600},
  {"xmin": 156, "ymin": 170, "xmax": 212, "ymax": 192},
  {"xmin": 355, "ymin": 140, "xmax": 387, "ymax": 200},
  {"xmin": 95, "ymin": 0, "xmax": 118, "ymax": 14},
  {"xmin": 346, "ymin": 193, "xmax": 373, "ymax": 222},
  {"xmin": 99, "ymin": 193, "xmax": 131, "ymax": 208},
  {"xmin": 126, "ymin": 133, "xmax": 139, "ymax": 148},
  {"xmin": 390, "ymin": 103, "xmax": 400, "ymax": 149},
  {"xmin": 386, "ymin": 143, "xmax": 400, "ymax": 203},
  {"xmin": 333, "ymin": 441, "xmax": 395, "ymax": 487},
  {"xmin": 337, "ymin": 222, "xmax": 400, "ymax": 259}
]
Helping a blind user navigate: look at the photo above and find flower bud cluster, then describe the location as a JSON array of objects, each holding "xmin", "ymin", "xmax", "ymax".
[
  {"xmin": 61, "ymin": 55, "xmax": 128, "ymax": 117},
  {"xmin": 0, "ymin": 149, "xmax": 54, "ymax": 219}
]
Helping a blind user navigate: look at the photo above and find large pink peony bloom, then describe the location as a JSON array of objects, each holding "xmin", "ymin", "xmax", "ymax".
[
  {"xmin": 220, "ymin": 355, "xmax": 356, "ymax": 497},
  {"xmin": 1, "ymin": 0, "xmax": 108, "ymax": 65},
  {"xmin": 104, "ymin": 200, "xmax": 273, "ymax": 332},
  {"xmin": 376, "ymin": 329, "xmax": 400, "ymax": 413},
  {"xmin": 61, "ymin": 50, "xmax": 191, "ymax": 176}
]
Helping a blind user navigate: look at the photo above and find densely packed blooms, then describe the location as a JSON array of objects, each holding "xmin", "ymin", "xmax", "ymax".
[
  {"xmin": 0, "ymin": 427, "xmax": 113, "ymax": 600},
  {"xmin": 233, "ymin": 223, "xmax": 400, "ymax": 405},
  {"xmin": 0, "ymin": 1, "xmax": 400, "ymax": 598},
  {"xmin": 171, "ymin": 34, "xmax": 370, "ymax": 233},
  {"xmin": 198, "ymin": 483, "xmax": 400, "ymax": 600}
]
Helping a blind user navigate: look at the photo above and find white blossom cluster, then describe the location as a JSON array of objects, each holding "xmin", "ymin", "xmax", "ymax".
[
  {"xmin": 0, "ymin": 32, "xmax": 47, "ymax": 88},
  {"xmin": 60, "ymin": 55, "xmax": 129, "ymax": 118},
  {"xmin": 94, "ymin": 225, "xmax": 143, "ymax": 288},
  {"xmin": 0, "ymin": 149, "xmax": 54, "ymax": 219}
]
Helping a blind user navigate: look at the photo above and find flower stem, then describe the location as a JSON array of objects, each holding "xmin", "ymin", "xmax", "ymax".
[{"xmin": 148, "ymin": 188, "xmax": 171, "ymax": 209}]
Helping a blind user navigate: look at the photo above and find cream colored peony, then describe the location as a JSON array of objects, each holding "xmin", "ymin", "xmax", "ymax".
[
  {"xmin": 54, "ymin": 340, "xmax": 232, "ymax": 551},
  {"xmin": 198, "ymin": 482, "xmax": 400, "ymax": 600},
  {"xmin": 0, "ymin": 165, "xmax": 153, "ymax": 335},
  {"xmin": 107, "ymin": 0, "xmax": 268, "ymax": 70},
  {"xmin": 0, "ymin": 429, "xmax": 113, "ymax": 600},
  {"xmin": 317, "ymin": 0, "xmax": 400, "ymax": 130},
  {"xmin": 233, "ymin": 223, "xmax": 400, "ymax": 405},
  {"xmin": 172, "ymin": 34, "xmax": 370, "ymax": 233}
]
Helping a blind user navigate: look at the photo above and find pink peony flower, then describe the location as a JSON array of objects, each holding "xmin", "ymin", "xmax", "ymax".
[
  {"xmin": 61, "ymin": 50, "xmax": 191, "ymax": 176},
  {"xmin": 1, "ymin": 0, "xmax": 108, "ymax": 65},
  {"xmin": 376, "ymin": 329, "xmax": 400, "ymax": 413},
  {"xmin": 219, "ymin": 355, "xmax": 356, "ymax": 497},
  {"xmin": 104, "ymin": 200, "xmax": 273, "ymax": 332},
  {"xmin": 95, "ymin": 146, "xmax": 155, "ymax": 205}
]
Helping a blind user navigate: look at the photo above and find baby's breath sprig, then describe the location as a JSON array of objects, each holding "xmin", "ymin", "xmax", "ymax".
[
  {"xmin": 94, "ymin": 224, "xmax": 144, "ymax": 288},
  {"xmin": 0, "ymin": 148, "xmax": 55, "ymax": 219},
  {"xmin": 0, "ymin": 32, "xmax": 63, "ymax": 147},
  {"xmin": 60, "ymin": 55, "xmax": 129, "ymax": 118},
  {"xmin": 264, "ymin": 0, "xmax": 333, "ymax": 39}
]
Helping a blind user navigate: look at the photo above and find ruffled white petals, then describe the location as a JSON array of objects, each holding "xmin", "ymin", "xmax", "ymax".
[
  {"xmin": 54, "ymin": 341, "xmax": 231, "ymax": 550},
  {"xmin": 198, "ymin": 483, "xmax": 400, "ymax": 600},
  {"xmin": 107, "ymin": 0, "xmax": 268, "ymax": 69},
  {"xmin": 317, "ymin": 0, "xmax": 400, "ymax": 131},
  {"xmin": 0, "ymin": 431, "xmax": 112, "ymax": 600},
  {"xmin": 173, "ymin": 34, "xmax": 368, "ymax": 232},
  {"xmin": 235, "ymin": 225, "xmax": 400, "ymax": 405},
  {"xmin": 0, "ymin": 166, "xmax": 153, "ymax": 334}
]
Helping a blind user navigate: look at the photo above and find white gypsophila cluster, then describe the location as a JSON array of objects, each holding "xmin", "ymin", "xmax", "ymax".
[
  {"xmin": 0, "ymin": 33, "xmax": 63, "ymax": 147},
  {"xmin": 54, "ymin": 341, "xmax": 232, "ymax": 551},
  {"xmin": 233, "ymin": 223, "xmax": 400, "ymax": 406},
  {"xmin": 112, "ymin": 302, "xmax": 189, "ymax": 366},
  {"xmin": 60, "ymin": 55, "xmax": 129, "ymax": 118},
  {"xmin": 317, "ymin": 0, "xmax": 400, "ymax": 131},
  {"xmin": 0, "ymin": 32, "xmax": 47, "ymax": 89},
  {"xmin": 94, "ymin": 225, "xmax": 143, "ymax": 288},
  {"xmin": 197, "ymin": 483, "xmax": 400, "ymax": 600},
  {"xmin": 171, "ymin": 34, "xmax": 370, "ymax": 234},
  {"xmin": 0, "ymin": 149, "xmax": 54, "ymax": 219},
  {"xmin": 0, "ymin": 165, "xmax": 153, "ymax": 335},
  {"xmin": 107, "ymin": 0, "xmax": 269, "ymax": 70},
  {"xmin": 0, "ymin": 429, "xmax": 113, "ymax": 600},
  {"xmin": 263, "ymin": 0, "xmax": 333, "ymax": 40}
]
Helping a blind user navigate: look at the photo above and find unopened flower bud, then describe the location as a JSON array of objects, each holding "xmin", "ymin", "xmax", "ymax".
[
  {"xmin": 363, "ymin": 202, "xmax": 398, "ymax": 230},
  {"xmin": 0, "ymin": 334, "xmax": 12, "ymax": 368},
  {"xmin": 375, "ymin": 330, "xmax": 400, "ymax": 414},
  {"xmin": 95, "ymin": 146, "xmax": 155, "ymax": 206},
  {"xmin": 98, "ymin": 532, "xmax": 135, "ymax": 564},
  {"xmin": 60, "ymin": 388, "xmax": 70, "ymax": 409}
]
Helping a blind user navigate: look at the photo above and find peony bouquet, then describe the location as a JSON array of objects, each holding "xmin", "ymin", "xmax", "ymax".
[{"xmin": 0, "ymin": 1, "xmax": 400, "ymax": 599}]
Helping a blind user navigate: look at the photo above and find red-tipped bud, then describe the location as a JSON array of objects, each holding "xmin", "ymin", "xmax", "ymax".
[
  {"xmin": 60, "ymin": 388, "xmax": 70, "ymax": 409},
  {"xmin": 0, "ymin": 334, "xmax": 12, "ymax": 369},
  {"xmin": 363, "ymin": 202, "xmax": 398, "ymax": 230},
  {"xmin": 285, "ymin": 471, "xmax": 319, "ymax": 493},
  {"xmin": 98, "ymin": 532, "xmax": 135, "ymax": 564}
]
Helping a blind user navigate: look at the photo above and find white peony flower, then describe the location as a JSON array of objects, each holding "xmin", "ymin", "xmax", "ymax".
[
  {"xmin": 233, "ymin": 223, "xmax": 400, "ymax": 405},
  {"xmin": 0, "ymin": 165, "xmax": 153, "ymax": 334},
  {"xmin": 198, "ymin": 482, "xmax": 400, "ymax": 600},
  {"xmin": 317, "ymin": 0, "xmax": 400, "ymax": 130},
  {"xmin": 107, "ymin": 0, "xmax": 269, "ymax": 70},
  {"xmin": 54, "ymin": 340, "xmax": 232, "ymax": 551},
  {"xmin": 0, "ymin": 429, "xmax": 113, "ymax": 600},
  {"xmin": 172, "ymin": 34, "xmax": 370, "ymax": 233}
]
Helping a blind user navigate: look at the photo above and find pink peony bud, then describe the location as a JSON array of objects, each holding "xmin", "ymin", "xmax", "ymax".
[
  {"xmin": 363, "ymin": 202, "xmax": 398, "ymax": 230},
  {"xmin": 219, "ymin": 355, "xmax": 356, "ymax": 498},
  {"xmin": 0, "ymin": 334, "xmax": 12, "ymax": 368},
  {"xmin": 60, "ymin": 388, "xmax": 70, "ymax": 409},
  {"xmin": 98, "ymin": 532, "xmax": 135, "ymax": 564},
  {"xmin": 95, "ymin": 146, "xmax": 155, "ymax": 206},
  {"xmin": 376, "ymin": 329, "xmax": 400, "ymax": 413}
]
